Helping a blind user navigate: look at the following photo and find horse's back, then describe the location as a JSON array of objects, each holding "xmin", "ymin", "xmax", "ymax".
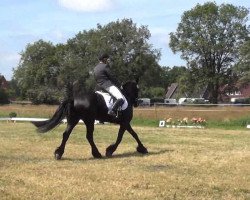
[{"xmin": 74, "ymin": 92, "xmax": 96, "ymax": 110}]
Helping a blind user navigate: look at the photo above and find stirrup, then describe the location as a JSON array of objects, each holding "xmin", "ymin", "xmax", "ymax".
[{"xmin": 108, "ymin": 110, "xmax": 117, "ymax": 117}]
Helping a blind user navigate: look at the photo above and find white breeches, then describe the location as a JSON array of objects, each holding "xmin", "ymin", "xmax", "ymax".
[
  {"xmin": 103, "ymin": 85, "xmax": 128, "ymax": 110},
  {"xmin": 106, "ymin": 85, "xmax": 125, "ymax": 100}
]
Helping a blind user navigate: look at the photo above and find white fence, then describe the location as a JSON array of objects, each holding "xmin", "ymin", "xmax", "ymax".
[
  {"xmin": 0, "ymin": 118, "xmax": 101, "ymax": 124},
  {"xmin": 152, "ymin": 103, "xmax": 250, "ymax": 107}
]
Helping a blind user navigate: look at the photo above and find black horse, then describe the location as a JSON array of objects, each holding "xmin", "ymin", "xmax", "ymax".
[{"xmin": 32, "ymin": 80, "xmax": 148, "ymax": 159}]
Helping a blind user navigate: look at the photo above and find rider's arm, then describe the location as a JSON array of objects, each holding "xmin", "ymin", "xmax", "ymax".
[{"xmin": 105, "ymin": 65, "xmax": 121, "ymax": 87}]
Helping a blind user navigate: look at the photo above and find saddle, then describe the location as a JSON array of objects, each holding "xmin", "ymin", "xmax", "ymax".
[{"xmin": 95, "ymin": 91, "xmax": 128, "ymax": 111}]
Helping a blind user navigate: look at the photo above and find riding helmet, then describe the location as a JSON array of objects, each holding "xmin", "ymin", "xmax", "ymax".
[{"xmin": 98, "ymin": 53, "xmax": 109, "ymax": 61}]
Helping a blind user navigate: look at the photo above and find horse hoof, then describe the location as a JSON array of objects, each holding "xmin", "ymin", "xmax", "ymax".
[
  {"xmin": 94, "ymin": 154, "xmax": 102, "ymax": 159},
  {"xmin": 106, "ymin": 145, "xmax": 116, "ymax": 157},
  {"xmin": 93, "ymin": 152, "xmax": 102, "ymax": 159},
  {"xmin": 105, "ymin": 151, "xmax": 113, "ymax": 157},
  {"xmin": 137, "ymin": 146, "xmax": 148, "ymax": 154},
  {"xmin": 54, "ymin": 147, "xmax": 63, "ymax": 160},
  {"xmin": 54, "ymin": 153, "xmax": 62, "ymax": 160}
]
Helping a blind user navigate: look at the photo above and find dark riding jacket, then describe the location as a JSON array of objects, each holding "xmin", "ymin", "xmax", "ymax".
[{"xmin": 93, "ymin": 62, "xmax": 120, "ymax": 90}]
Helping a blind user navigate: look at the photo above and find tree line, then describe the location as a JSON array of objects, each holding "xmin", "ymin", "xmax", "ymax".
[{"xmin": 3, "ymin": 2, "xmax": 250, "ymax": 104}]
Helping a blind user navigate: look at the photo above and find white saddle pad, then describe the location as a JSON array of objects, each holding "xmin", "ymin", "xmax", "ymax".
[{"xmin": 95, "ymin": 91, "xmax": 128, "ymax": 110}]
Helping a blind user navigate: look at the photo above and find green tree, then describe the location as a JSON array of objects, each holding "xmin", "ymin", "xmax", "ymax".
[
  {"xmin": 55, "ymin": 18, "xmax": 162, "ymax": 96},
  {"xmin": 235, "ymin": 39, "xmax": 250, "ymax": 85},
  {"xmin": 13, "ymin": 40, "xmax": 59, "ymax": 102},
  {"xmin": 71, "ymin": 19, "xmax": 161, "ymax": 85},
  {"xmin": 13, "ymin": 19, "xmax": 163, "ymax": 103},
  {"xmin": 0, "ymin": 89, "xmax": 9, "ymax": 104},
  {"xmin": 169, "ymin": 2, "xmax": 249, "ymax": 103},
  {"xmin": 7, "ymin": 79, "xmax": 21, "ymax": 100},
  {"xmin": 161, "ymin": 66, "xmax": 187, "ymax": 87}
]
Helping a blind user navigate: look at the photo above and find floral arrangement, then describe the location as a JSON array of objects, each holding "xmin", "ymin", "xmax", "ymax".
[{"xmin": 164, "ymin": 117, "xmax": 206, "ymax": 126}]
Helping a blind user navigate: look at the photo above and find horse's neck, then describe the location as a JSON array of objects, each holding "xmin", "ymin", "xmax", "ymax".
[
  {"xmin": 121, "ymin": 90, "xmax": 129, "ymax": 100},
  {"xmin": 122, "ymin": 93, "xmax": 133, "ymax": 106}
]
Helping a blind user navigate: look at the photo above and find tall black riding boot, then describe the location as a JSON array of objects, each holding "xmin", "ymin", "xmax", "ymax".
[{"xmin": 108, "ymin": 98, "xmax": 124, "ymax": 117}]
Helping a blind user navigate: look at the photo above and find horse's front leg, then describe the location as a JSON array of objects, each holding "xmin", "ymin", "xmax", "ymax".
[
  {"xmin": 126, "ymin": 124, "xmax": 148, "ymax": 154},
  {"xmin": 106, "ymin": 125, "xmax": 126, "ymax": 157},
  {"xmin": 85, "ymin": 121, "xmax": 102, "ymax": 158}
]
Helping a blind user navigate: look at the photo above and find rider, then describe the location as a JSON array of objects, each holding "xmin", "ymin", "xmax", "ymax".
[{"xmin": 93, "ymin": 53, "xmax": 126, "ymax": 117}]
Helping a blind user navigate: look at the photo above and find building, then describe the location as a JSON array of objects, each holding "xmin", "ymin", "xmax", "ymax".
[
  {"xmin": 220, "ymin": 83, "xmax": 250, "ymax": 102},
  {"xmin": 0, "ymin": 75, "xmax": 8, "ymax": 90},
  {"xmin": 165, "ymin": 83, "xmax": 209, "ymax": 100},
  {"xmin": 165, "ymin": 82, "xmax": 250, "ymax": 103}
]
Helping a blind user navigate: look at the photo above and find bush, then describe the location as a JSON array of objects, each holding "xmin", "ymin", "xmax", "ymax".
[
  {"xmin": 27, "ymin": 88, "xmax": 61, "ymax": 104},
  {"xmin": 9, "ymin": 112, "xmax": 17, "ymax": 118},
  {"xmin": 141, "ymin": 87, "xmax": 165, "ymax": 98}
]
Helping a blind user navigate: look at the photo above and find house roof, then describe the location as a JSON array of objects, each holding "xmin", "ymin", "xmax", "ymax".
[
  {"xmin": 240, "ymin": 84, "xmax": 250, "ymax": 97},
  {"xmin": 165, "ymin": 83, "xmax": 209, "ymax": 99},
  {"xmin": 165, "ymin": 83, "xmax": 178, "ymax": 99},
  {"xmin": 192, "ymin": 85, "xmax": 209, "ymax": 99}
]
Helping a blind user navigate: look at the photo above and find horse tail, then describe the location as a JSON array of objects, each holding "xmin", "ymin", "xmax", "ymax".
[{"xmin": 31, "ymin": 100, "xmax": 69, "ymax": 133}]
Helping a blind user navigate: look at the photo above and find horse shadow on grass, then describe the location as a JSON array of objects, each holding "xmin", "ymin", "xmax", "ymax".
[
  {"xmin": 108, "ymin": 148, "xmax": 174, "ymax": 159},
  {"xmin": 60, "ymin": 148, "xmax": 174, "ymax": 162}
]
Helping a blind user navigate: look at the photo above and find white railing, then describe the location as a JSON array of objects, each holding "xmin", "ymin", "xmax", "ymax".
[
  {"xmin": 152, "ymin": 103, "xmax": 250, "ymax": 107},
  {"xmin": 0, "ymin": 118, "xmax": 101, "ymax": 124}
]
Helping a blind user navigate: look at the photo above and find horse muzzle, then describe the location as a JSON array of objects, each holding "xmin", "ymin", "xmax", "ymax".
[{"xmin": 134, "ymin": 98, "xmax": 141, "ymax": 107}]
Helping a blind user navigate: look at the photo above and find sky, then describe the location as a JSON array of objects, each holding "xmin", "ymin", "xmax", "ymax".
[{"xmin": 0, "ymin": 0, "xmax": 249, "ymax": 80}]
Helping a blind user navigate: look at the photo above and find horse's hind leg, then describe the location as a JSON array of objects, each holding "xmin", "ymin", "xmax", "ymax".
[
  {"xmin": 54, "ymin": 119, "xmax": 78, "ymax": 160},
  {"xmin": 126, "ymin": 124, "xmax": 148, "ymax": 154},
  {"xmin": 85, "ymin": 120, "xmax": 102, "ymax": 158},
  {"xmin": 106, "ymin": 125, "xmax": 126, "ymax": 157}
]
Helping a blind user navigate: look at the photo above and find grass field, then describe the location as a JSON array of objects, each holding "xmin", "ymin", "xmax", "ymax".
[
  {"xmin": 0, "ymin": 122, "xmax": 249, "ymax": 199},
  {"xmin": 1, "ymin": 104, "xmax": 250, "ymax": 120}
]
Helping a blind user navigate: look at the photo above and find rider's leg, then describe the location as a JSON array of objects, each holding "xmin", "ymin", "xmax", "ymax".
[
  {"xmin": 106, "ymin": 85, "xmax": 126, "ymax": 116},
  {"xmin": 108, "ymin": 98, "xmax": 124, "ymax": 116}
]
